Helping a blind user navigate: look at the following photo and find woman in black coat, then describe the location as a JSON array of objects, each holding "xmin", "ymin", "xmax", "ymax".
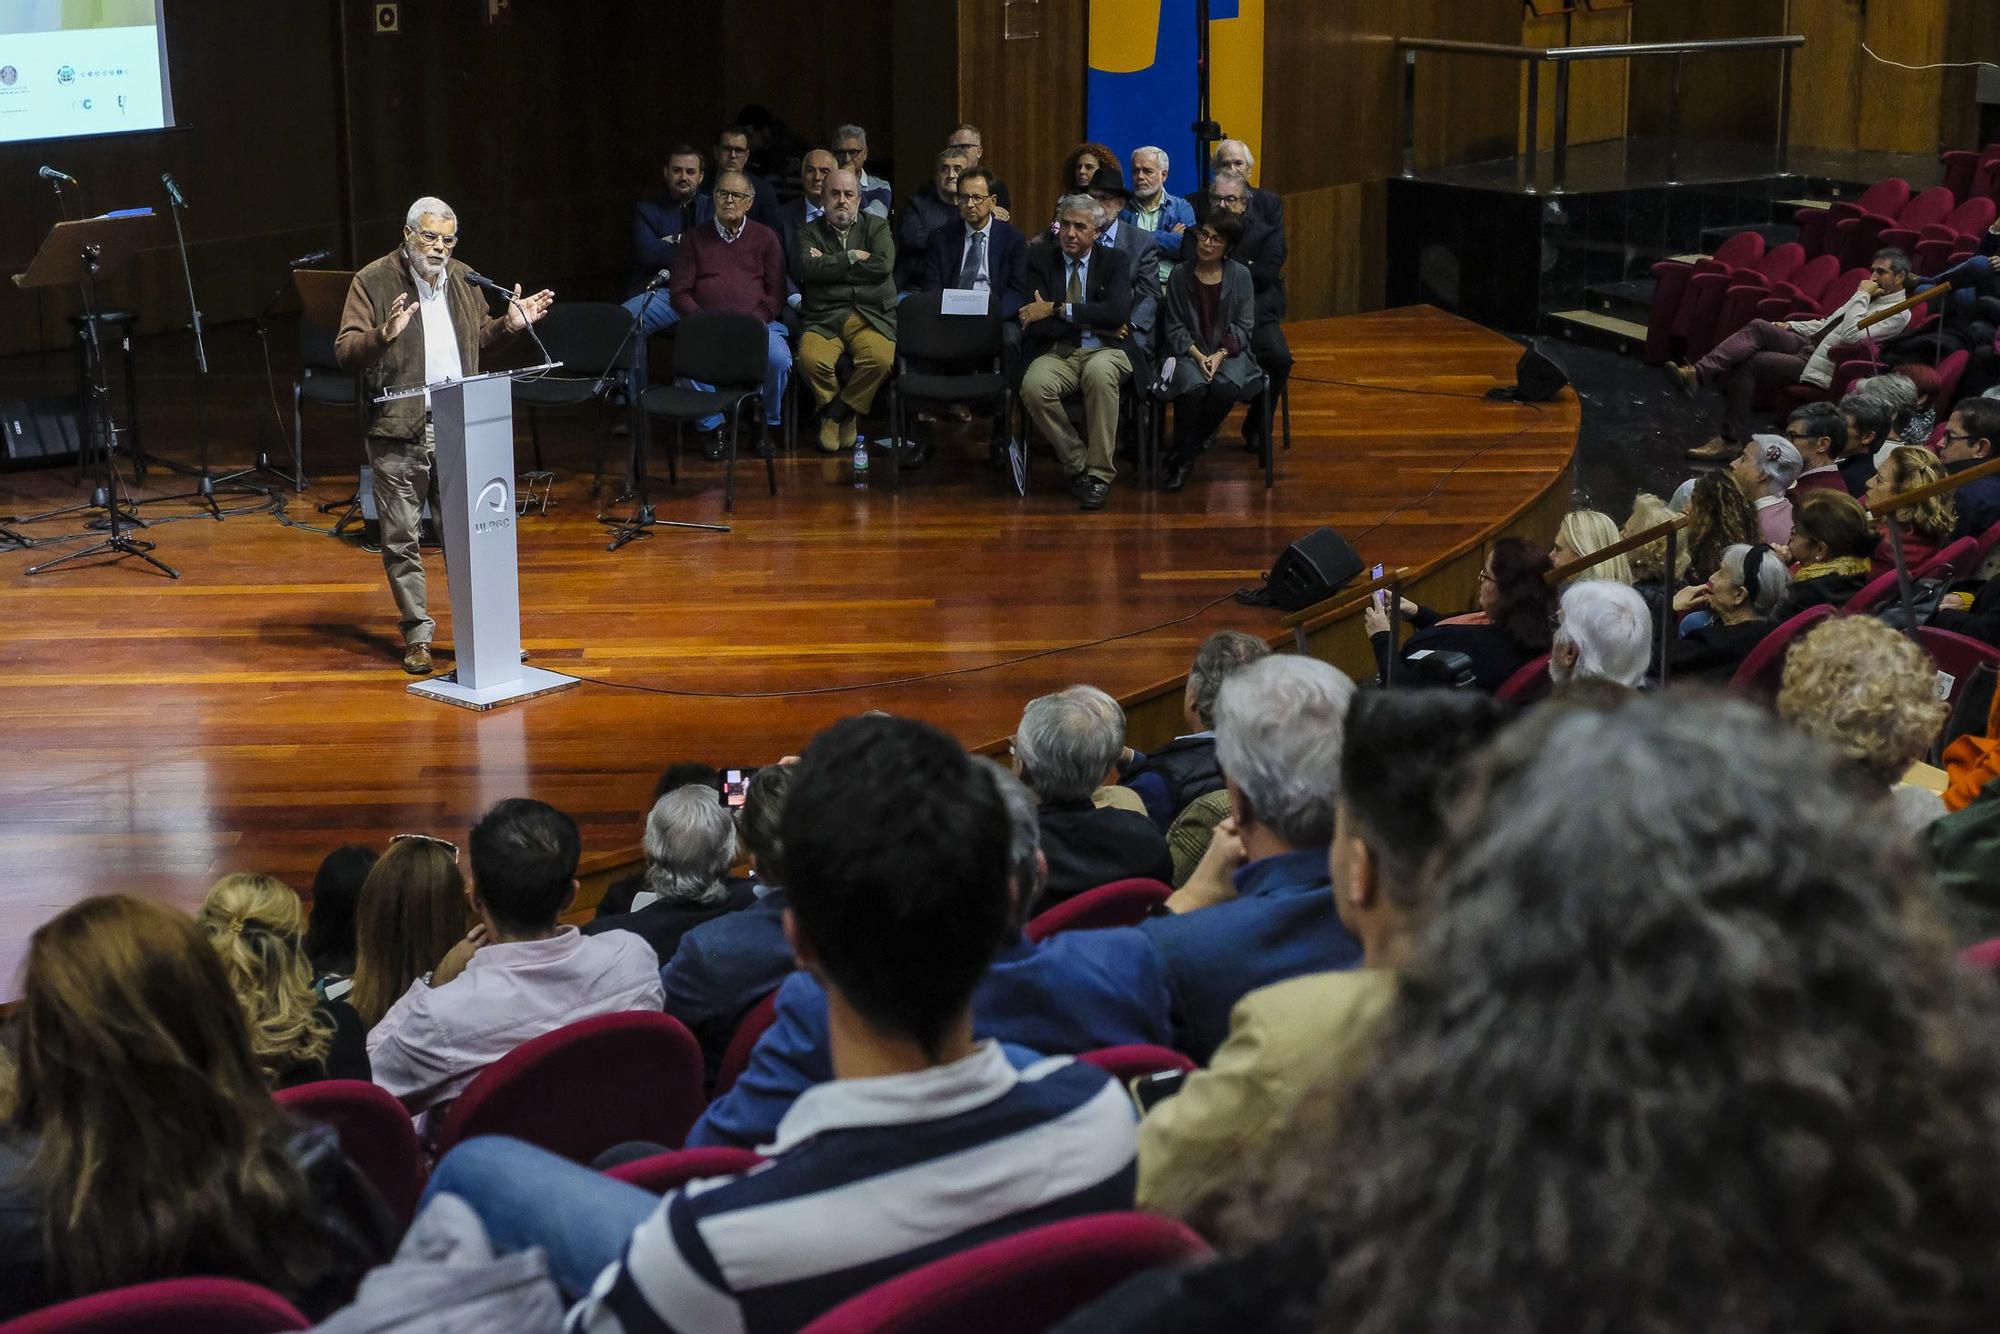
[{"xmin": 1365, "ymin": 537, "xmax": 1558, "ymax": 692}]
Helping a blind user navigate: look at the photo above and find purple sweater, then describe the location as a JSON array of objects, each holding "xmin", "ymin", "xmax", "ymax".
[{"xmin": 669, "ymin": 218, "xmax": 785, "ymax": 324}]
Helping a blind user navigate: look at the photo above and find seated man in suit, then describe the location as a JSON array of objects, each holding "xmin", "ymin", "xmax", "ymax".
[
  {"xmin": 916, "ymin": 165, "xmax": 1030, "ymax": 442},
  {"xmin": 1086, "ymin": 167, "xmax": 1162, "ymax": 356},
  {"xmin": 1140, "ymin": 655, "xmax": 1364, "ymax": 1063},
  {"xmin": 1196, "ymin": 169, "xmax": 1291, "ymax": 452},
  {"xmin": 776, "ymin": 148, "xmax": 837, "ymax": 309},
  {"xmin": 706, "ymin": 125, "xmax": 780, "ymax": 230},
  {"xmin": 794, "ymin": 169, "xmax": 897, "ymax": 454},
  {"xmin": 688, "ymin": 758, "xmax": 1170, "ymax": 1151},
  {"xmin": 1019, "ymin": 194, "xmax": 1137, "ymax": 511},
  {"xmin": 1014, "ymin": 685, "xmax": 1172, "ymax": 911},
  {"xmin": 897, "ymin": 147, "xmax": 969, "ymax": 290},
  {"xmin": 1942, "ymin": 397, "xmax": 2000, "ymax": 537}
]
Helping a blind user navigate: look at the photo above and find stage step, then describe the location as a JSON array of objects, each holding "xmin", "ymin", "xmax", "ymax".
[{"xmin": 1545, "ymin": 309, "xmax": 1647, "ymax": 357}]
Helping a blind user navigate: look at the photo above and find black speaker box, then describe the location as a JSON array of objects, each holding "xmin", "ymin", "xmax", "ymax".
[
  {"xmin": 1261, "ymin": 526, "xmax": 1364, "ymax": 612},
  {"xmin": 1, "ymin": 396, "xmax": 81, "ymax": 467},
  {"xmin": 1487, "ymin": 346, "xmax": 1570, "ymax": 403}
]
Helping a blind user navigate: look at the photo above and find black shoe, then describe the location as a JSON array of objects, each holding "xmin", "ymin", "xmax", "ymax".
[
  {"xmin": 1163, "ymin": 459, "xmax": 1193, "ymax": 493},
  {"xmin": 1078, "ymin": 476, "xmax": 1110, "ymax": 510},
  {"xmin": 699, "ymin": 432, "xmax": 726, "ymax": 462},
  {"xmin": 1067, "ymin": 472, "xmax": 1092, "ymax": 504}
]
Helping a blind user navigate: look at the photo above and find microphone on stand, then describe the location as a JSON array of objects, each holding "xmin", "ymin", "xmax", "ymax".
[
  {"xmin": 286, "ymin": 249, "xmax": 333, "ymax": 268},
  {"xmin": 460, "ymin": 268, "xmax": 523, "ymax": 301},
  {"xmin": 640, "ymin": 267, "xmax": 671, "ymax": 292},
  {"xmin": 39, "ymin": 165, "xmax": 78, "ymax": 185},
  {"xmin": 161, "ymin": 172, "xmax": 185, "ymax": 207}
]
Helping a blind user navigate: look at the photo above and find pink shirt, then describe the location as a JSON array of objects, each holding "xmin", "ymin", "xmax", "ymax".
[
  {"xmin": 367, "ymin": 925, "xmax": 665, "ymax": 1112},
  {"xmin": 1755, "ymin": 494, "xmax": 1793, "ymax": 547}
]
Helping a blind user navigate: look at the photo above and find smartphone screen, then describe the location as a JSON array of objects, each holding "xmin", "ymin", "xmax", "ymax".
[
  {"xmin": 1129, "ymin": 1068, "xmax": 1189, "ymax": 1114},
  {"xmin": 1370, "ymin": 562, "xmax": 1387, "ymax": 609},
  {"xmin": 723, "ymin": 767, "xmax": 758, "ymax": 809}
]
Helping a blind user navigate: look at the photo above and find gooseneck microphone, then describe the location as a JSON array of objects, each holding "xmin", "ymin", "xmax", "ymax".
[{"xmin": 286, "ymin": 249, "xmax": 333, "ymax": 268}]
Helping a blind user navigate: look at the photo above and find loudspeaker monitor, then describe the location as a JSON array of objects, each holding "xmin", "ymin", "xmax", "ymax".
[
  {"xmin": 1486, "ymin": 345, "xmax": 1570, "ymax": 403},
  {"xmin": 1254, "ymin": 526, "xmax": 1364, "ymax": 612}
]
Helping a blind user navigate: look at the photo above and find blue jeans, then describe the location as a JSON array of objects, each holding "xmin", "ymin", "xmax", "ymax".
[
  {"xmin": 621, "ymin": 290, "xmax": 682, "ymax": 410},
  {"xmin": 421, "ymin": 1136, "xmax": 660, "ymax": 1300}
]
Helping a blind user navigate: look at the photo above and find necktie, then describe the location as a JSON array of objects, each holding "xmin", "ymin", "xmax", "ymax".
[
  {"xmin": 1066, "ymin": 260, "xmax": 1083, "ymax": 305},
  {"xmin": 958, "ymin": 230, "xmax": 984, "ymax": 287}
]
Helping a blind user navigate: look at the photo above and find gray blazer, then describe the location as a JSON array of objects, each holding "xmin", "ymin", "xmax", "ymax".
[
  {"xmin": 1163, "ymin": 260, "xmax": 1261, "ymax": 397},
  {"xmin": 1101, "ymin": 219, "xmax": 1162, "ymax": 348}
]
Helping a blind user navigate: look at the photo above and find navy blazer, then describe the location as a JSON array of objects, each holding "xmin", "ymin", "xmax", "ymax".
[
  {"xmin": 1139, "ymin": 849, "xmax": 1362, "ymax": 1063},
  {"xmin": 660, "ymin": 889, "xmax": 798, "ymax": 1079},
  {"xmin": 629, "ymin": 191, "xmax": 714, "ymax": 292},
  {"xmin": 686, "ymin": 928, "xmax": 1173, "ymax": 1148},
  {"xmin": 919, "ymin": 217, "xmax": 1030, "ymax": 321},
  {"xmin": 1022, "ymin": 242, "xmax": 1137, "ymax": 357}
]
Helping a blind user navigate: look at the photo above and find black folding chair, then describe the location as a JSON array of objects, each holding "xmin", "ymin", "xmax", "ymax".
[
  {"xmin": 510, "ymin": 302, "xmax": 643, "ymax": 484},
  {"xmin": 294, "ymin": 317, "xmax": 366, "ymax": 533},
  {"xmin": 886, "ymin": 290, "xmax": 1015, "ymax": 491},
  {"xmin": 637, "ymin": 311, "xmax": 777, "ymax": 514}
]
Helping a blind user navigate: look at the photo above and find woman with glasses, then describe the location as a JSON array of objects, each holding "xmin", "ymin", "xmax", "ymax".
[
  {"xmin": 1362, "ymin": 538, "xmax": 1558, "ymax": 692},
  {"xmin": 347, "ymin": 834, "xmax": 469, "ymax": 1028},
  {"xmin": 1159, "ymin": 211, "xmax": 1261, "ymax": 492}
]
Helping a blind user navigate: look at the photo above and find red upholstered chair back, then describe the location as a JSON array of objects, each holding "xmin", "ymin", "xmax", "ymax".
[
  {"xmin": 713, "ymin": 988, "xmax": 781, "ymax": 1099},
  {"xmin": 1495, "ymin": 654, "xmax": 1553, "ymax": 703},
  {"xmin": 1754, "ymin": 241, "xmax": 1806, "ymax": 286},
  {"xmin": 1962, "ymin": 937, "xmax": 2000, "ymax": 971},
  {"xmin": 1854, "ymin": 177, "xmax": 1914, "ymax": 219},
  {"xmin": 1077, "ymin": 1044, "xmax": 1198, "ymax": 1085},
  {"xmin": 1024, "ymin": 878, "xmax": 1173, "ymax": 943},
  {"xmin": 1729, "ymin": 604, "xmax": 1837, "ymax": 696},
  {"xmin": 603, "ymin": 1146, "xmax": 765, "ymax": 1194},
  {"xmin": 1896, "ymin": 186, "xmax": 1958, "ymax": 232},
  {"xmin": 1972, "ymin": 518, "xmax": 2000, "ymax": 572},
  {"xmin": 0, "ymin": 1278, "xmax": 309, "ymax": 1334},
  {"xmin": 1914, "ymin": 627, "xmax": 2000, "ymax": 707},
  {"xmin": 430, "ymin": 1011, "xmax": 706, "ymax": 1163},
  {"xmin": 1814, "ymin": 269, "xmax": 1868, "ymax": 315},
  {"xmin": 1711, "ymin": 230, "xmax": 1766, "ymax": 271},
  {"xmin": 1934, "ymin": 348, "xmax": 1972, "ymax": 416},
  {"xmin": 274, "ymin": 1078, "xmax": 427, "ymax": 1226},
  {"xmin": 795, "ymin": 1212, "xmax": 1214, "ymax": 1334}
]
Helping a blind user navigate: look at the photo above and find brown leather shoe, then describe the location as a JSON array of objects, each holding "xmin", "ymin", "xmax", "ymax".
[
  {"xmin": 1685, "ymin": 435, "xmax": 1740, "ymax": 461},
  {"xmin": 1663, "ymin": 361, "xmax": 1699, "ymax": 396},
  {"xmin": 403, "ymin": 642, "xmax": 433, "ymax": 675}
]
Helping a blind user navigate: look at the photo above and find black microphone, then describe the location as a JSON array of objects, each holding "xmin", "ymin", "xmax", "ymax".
[
  {"xmin": 39, "ymin": 165, "xmax": 77, "ymax": 185},
  {"xmin": 287, "ymin": 249, "xmax": 332, "ymax": 268},
  {"xmin": 161, "ymin": 172, "xmax": 185, "ymax": 207},
  {"xmin": 460, "ymin": 268, "xmax": 515, "ymax": 298},
  {"xmin": 641, "ymin": 267, "xmax": 671, "ymax": 292}
]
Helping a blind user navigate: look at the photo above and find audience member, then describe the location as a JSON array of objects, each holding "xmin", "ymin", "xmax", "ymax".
[
  {"xmin": 1550, "ymin": 508, "xmax": 1632, "ymax": 583},
  {"xmin": 1778, "ymin": 615, "xmax": 1948, "ymax": 836},
  {"xmin": 1852, "ymin": 370, "xmax": 1925, "ymax": 460},
  {"xmin": 1135, "ymin": 688, "xmax": 1505, "ymax": 1222},
  {"xmin": 348, "ymin": 834, "xmax": 468, "ymax": 1028},
  {"xmin": 1940, "ymin": 396, "xmax": 2000, "ymax": 538},
  {"xmin": 1551, "ymin": 580, "xmax": 1652, "ymax": 689},
  {"xmin": 1140, "ymin": 656, "xmax": 1363, "ymax": 1063},
  {"xmin": 1196, "ymin": 140, "xmax": 1283, "ymax": 226},
  {"xmin": 776, "ymin": 148, "xmax": 837, "ymax": 285},
  {"xmin": 688, "ymin": 757, "xmax": 1170, "ymax": 1149},
  {"xmin": 1785, "ymin": 401, "xmax": 1849, "ymax": 496},
  {"xmin": 1014, "ymin": 685, "xmax": 1173, "ymax": 907},
  {"xmin": 1158, "ymin": 212, "xmax": 1259, "ymax": 491},
  {"xmin": 1777, "ymin": 489, "xmax": 1875, "ymax": 614},
  {"xmin": 795, "ymin": 169, "xmax": 897, "ymax": 454},
  {"xmin": 425, "ymin": 717, "xmax": 1139, "ymax": 1326},
  {"xmin": 0, "ymin": 896, "xmax": 384, "ymax": 1321},
  {"xmin": 303, "ymin": 844, "xmax": 375, "ymax": 1000},
  {"xmin": 198, "ymin": 875, "xmax": 371, "ymax": 1089},
  {"xmin": 1674, "ymin": 249, "xmax": 1914, "ymax": 457},
  {"xmin": 1060, "ymin": 140, "xmax": 1117, "ymax": 196},
  {"xmin": 1087, "ymin": 167, "xmax": 1162, "ymax": 351},
  {"xmin": 367, "ymin": 800, "xmax": 664, "ymax": 1114},
  {"xmin": 1365, "ymin": 537, "xmax": 1558, "ymax": 692},
  {"xmin": 1070, "ymin": 694, "xmax": 2000, "ymax": 1333},
  {"xmin": 1678, "ymin": 471, "xmax": 1760, "ymax": 587},
  {"xmin": 1865, "ymin": 443, "xmax": 1956, "ymax": 575},
  {"xmin": 1622, "ymin": 491, "xmax": 1682, "ymax": 625},
  {"xmin": 945, "ymin": 122, "xmax": 1013, "ymax": 212},
  {"xmin": 625, "ymin": 144, "xmax": 711, "ymax": 302},
  {"xmin": 1124, "ymin": 145, "xmax": 1195, "ymax": 285},
  {"xmin": 1198, "ymin": 169, "xmax": 1291, "ymax": 451},
  {"xmin": 660, "ymin": 764, "xmax": 802, "ymax": 1078},
  {"xmin": 1837, "ymin": 388, "xmax": 1891, "ymax": 494},
  {"xmin": 1667, "ymin": 542, "xmax": 1788, "ymax": 681},
  {"xmin": 668, "ymin": 168, "xmax": 792, "ymax": 450},
  {"xmin": 1889, "ymin": 361, "xmax": 1944, "ymax": 445},
  {"xmin": 707, "ymin": 125, "xmax": 780, "ymax": 228},
  {"xmin": 830, "ymin": 124, "xmax": 892, "ymax": 218},
  {"xmin": 1121, "ymin": 630, "xmax": 1271, "ymax": 831},
  {"xmin": 1021, "ymin": 193, "xmax": 1137, "ymax": 511},
  {"xmin": 583, "ymin": 786, "xmax": 755, "ymax": 964},
  {"xmin": 896, "ymin": 147, "xmax": 968, "ymax": 289},
  {"xmin": 917, "ymin": 165, "xmax": 1030, "ymax": 381},
  {"xmin": 1730, "ymin": 433, "xmax": 1804, "ymax": 546}
]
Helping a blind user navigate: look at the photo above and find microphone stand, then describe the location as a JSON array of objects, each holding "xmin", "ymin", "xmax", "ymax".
[
  {"xmin": 597, "ymin": 282, "xmax": 730, "ymax": 550},
  {"xmin": 221, "ymin": 266, "xmax": 310, "ymax": 494}
]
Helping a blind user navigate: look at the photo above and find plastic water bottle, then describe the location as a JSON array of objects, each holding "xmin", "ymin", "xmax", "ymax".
[{"xmin": 852, "ymin": 439, "xmax": 870, "ymax": 490}]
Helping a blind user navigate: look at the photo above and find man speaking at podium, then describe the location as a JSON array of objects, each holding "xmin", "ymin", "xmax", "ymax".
[{"xmin": 336, "ymin": 196, "xmax": 554, "ymax": 675}]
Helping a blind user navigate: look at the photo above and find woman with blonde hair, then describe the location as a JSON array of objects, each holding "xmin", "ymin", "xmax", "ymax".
[
  {"xmin": 1864, "ymin": 443, "xmax": 1956, "ymax": 576},
  {"xmin": 0, "ymin": 896, "xmax": 385, "ymax": 1320},
  {"xmin": 198, "ymin": 874, "xmax": 369, "ymax": 1089},
  {"xmin": 348, "ymin": 835, "xmax": 469, "ymax": 1027},
  {"xmin": 1623, "ymin": 492, "xmax": 1682, "ymax": 627},
  {"xmin": 1551, "ymin": 509, "xmax": 1632, "ymax": 584}
]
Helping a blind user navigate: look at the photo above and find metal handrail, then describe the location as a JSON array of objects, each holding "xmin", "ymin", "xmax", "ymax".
[{"xmin": 1396, "ymin": 34, "xmax": 1805, "ymax": 193}]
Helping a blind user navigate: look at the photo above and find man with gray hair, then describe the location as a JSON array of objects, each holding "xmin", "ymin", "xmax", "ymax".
[
  {"xmin": 831, "ymin": 123, "xmax": 892, "ymax": 218},
  {"xmin": 1552, "ymin": 581, "xmax": 1653, "ymax": 689},
  {"xmin": 1125, "ymin": 145, "xmax": 1196, "ymax": 285},
  {"xmin": 1193, "ymin": 139, "xmax": 1282, "ymax": 226},
  {"xmin": 1019, "ymin": 194, "xmax": 1138, "ymax": 510},
  {"xmin": 585, "ymin": 785, "xmax": 753, "ymax": 962},
  {"xmin": 1121, "ymin": 630, "xmax": 1272, "ymax": 828},
  {"xmin": 336, "ymin": 197, "xmax": 553, "ymax": 675},
  {"xmin": 1140, "ymin": 655, "xmax": 1364, "ymax": 1062},
  {"xmin": 795, "ymin": 168, "xmax": 897, "ymax": 453},
  {"xmin": 1014, "ymin": 685, "xmax": 1172, "ymax": 909}
]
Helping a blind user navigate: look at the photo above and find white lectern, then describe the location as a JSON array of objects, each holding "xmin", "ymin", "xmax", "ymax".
[{"xmin": 377, "ymin": 366, "xmax": 580, "ymax": 710}]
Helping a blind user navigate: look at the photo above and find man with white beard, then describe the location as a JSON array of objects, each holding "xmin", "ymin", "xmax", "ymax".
[
  {"xmin": 1550, "ymin": 580, "xmax": 1652, "ymax": 690},
  {"xmin": 336, "ymin": 197, "xmax": 554, "ymax": 675}
]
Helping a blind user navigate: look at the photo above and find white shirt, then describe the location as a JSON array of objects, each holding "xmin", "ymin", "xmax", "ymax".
[
  {"xmin": 412, "ymin": 263, "xmax": 464, "ymax": 408},
  {"xmin": 1793, "ymin": 287, "xmax": 1913, "ymax": 387},
  {"xmin": 958, "ymin": 219, "xmax": 993, "ymax": 291},
  {"xmin": 366, "ymin": 925, "xmax": 664, "ymax": 1112}
]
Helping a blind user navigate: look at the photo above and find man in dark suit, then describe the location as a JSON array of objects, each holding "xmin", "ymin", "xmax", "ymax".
[
  {"xmin": 1188, "ymin": 168, "xmax": 1290, "ymax": 450},
  {"xmin": 706, "ymin": 125, "xmax": 781, "ymax": 230},
  {"xmin": 920, "ymin": 167, "xmax": 1030, "ymax": 371},
  {"xmin": 1020, "ymin": 193, "xmax": 1136, "ymax": 511},
  {"xmin": 1086, "ymin": 168, "xmax": 1162, "ymax": 356},
  {"xmin": 775, "ymin": 148, "xmax": 837, "ymax": 301}
]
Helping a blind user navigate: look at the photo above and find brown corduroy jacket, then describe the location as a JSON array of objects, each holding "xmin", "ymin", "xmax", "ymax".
[{"xmin": 335, "ymin": 251, "xmax": 515, "ymax": 443}]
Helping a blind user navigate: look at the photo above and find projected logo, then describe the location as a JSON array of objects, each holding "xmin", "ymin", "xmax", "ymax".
[
  {"xmin": 473, "ymin": 478, "xmax": 512, "ymax": 534},
  {"xmin": 55, "ymin": 65, "xmax": 74, "ymax": 85},
  {"xmin": 0, "ymin": 67, "xmax": 17, "ymax": 88}
]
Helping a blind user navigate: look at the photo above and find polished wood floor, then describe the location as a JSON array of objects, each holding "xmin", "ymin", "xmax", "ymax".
[{"xmin": 0, "ymin": 307, "xmax": 1577, "ymax": 997}]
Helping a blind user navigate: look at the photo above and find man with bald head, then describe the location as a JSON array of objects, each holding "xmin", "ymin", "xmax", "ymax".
[
  {"xmin": 336, "ymin": 197, "xmax": 553, "ymax": 674},
  {"xmin": 794, "ymin": 168, "xmax": 897, "ymax": 453},
  {"xmin": 668, "ymin": 170, "xmax": 792, "ymax": 448},
  {"xmin": 778, "ymin": 148, "xmax": 839, "ymax": 290}
]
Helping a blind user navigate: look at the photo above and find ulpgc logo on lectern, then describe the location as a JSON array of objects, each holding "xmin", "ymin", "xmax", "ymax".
[{"xmin": 474, "ymin": 478, "xmax": 512, "ymax": 534}]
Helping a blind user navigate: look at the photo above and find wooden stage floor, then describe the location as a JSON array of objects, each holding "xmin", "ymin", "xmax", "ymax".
[{"xmin": 0, "ymin": 306, "xmax": 1577, "ymax": 996}]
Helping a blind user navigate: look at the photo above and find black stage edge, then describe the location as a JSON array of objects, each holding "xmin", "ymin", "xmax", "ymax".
[{"xmin": 1388, "ymin": 137, "xmax": 1944, "ymax": 333}]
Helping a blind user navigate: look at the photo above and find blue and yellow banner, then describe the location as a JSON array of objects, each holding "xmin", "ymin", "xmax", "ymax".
[{"xmin": 1087, "ymin": 0, "xmax": 1264, "ymax": 198}]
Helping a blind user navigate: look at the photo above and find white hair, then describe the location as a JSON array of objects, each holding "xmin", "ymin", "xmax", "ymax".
[
  {"xmin": 405, "ymin": 196, "xmax": 455, "ymax": 229},
  {"xmin": 1056, "ymin": 192, "xmax": 1106, "ymax": 228},
  {"xmin": 1133, "ymin": 145, "xmax": 1169, "ymax": 174},
  {"xmin": 982, "ymin": 758, "xmax": 1044, "ymax": 908},
  {"xmin": 1210, "ymin": 168, "xmax": 1249, "ymax": 196},
  {"xmin": 1555, "ymin": 581, "xmax": 1652, "ymax": 688},
  {"xmin": 640, "ymin": 786, "xmax": 737, "ymax": 906},
  {"xmin": 1014, "ymin": 685, "xmax": 1125, "ymax": 804},
  {"xmin": 1213, "ymin": 656, "xmax": 1356, "ymax": 849},
  {"xmin": 1719, "ymin": 543, "xmax": 1791, "ymax": 618},
  {"xmin": 1747, "ymin": 433, "xmax": 1804, "ymax": 492},
  {"xmin": 1212, "ymin": 138, "xmax": 1255, "ymax": 172}
]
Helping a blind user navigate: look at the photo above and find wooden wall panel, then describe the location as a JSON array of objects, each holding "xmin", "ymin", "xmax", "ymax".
[
  {"xmin": 1283, "ymin": 180, "xmax": 1386, "ymax": 320},
  {"xmin": 1942, "ymin": 0, "xmax": 2000, "ymax": 152},
  {"xmin": 1854, "ymin": 0, "xmax": 1946, "ymax": 154},
  {"xmin": 1522, "ymin": 6, "xmax": 1630, "ymax": 153},
  {"xmin": 1783, "ymin": 0, "xmax": 1864, "ymax": 151},
  {"xmin": 719, "ymin": 0, "xmax": 894, "ymax": 180},
  {"xmin": 1628, "ymin": 0, "xmax": 1785, "ymax": 144},
  {"xmin": 956, "ymin": 0, "xmax": 1087, "ymax": 240}
]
